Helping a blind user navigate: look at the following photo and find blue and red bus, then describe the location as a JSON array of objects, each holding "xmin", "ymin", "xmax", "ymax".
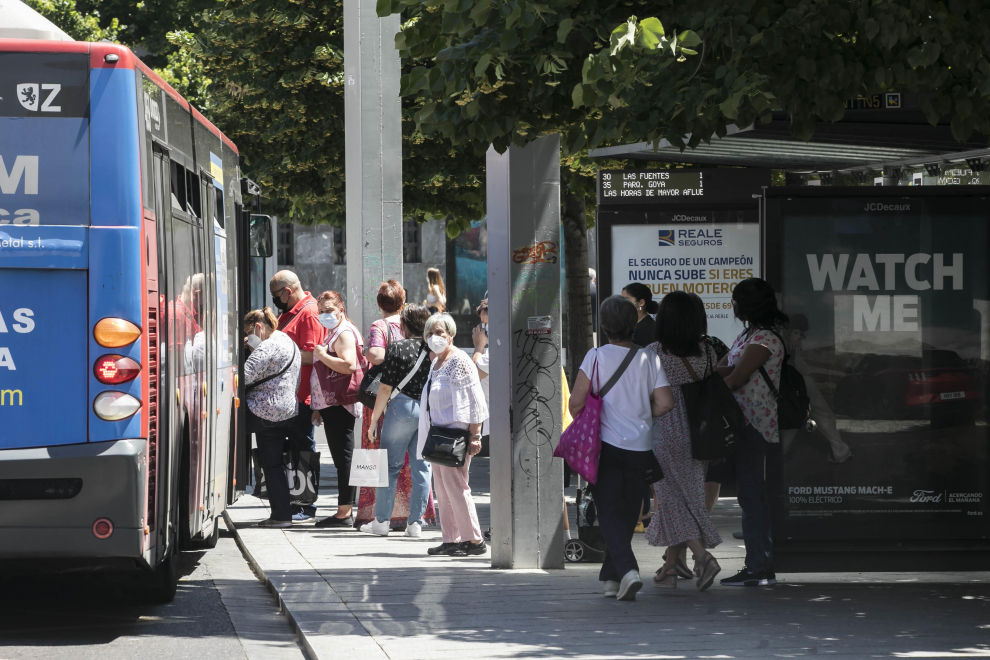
[{"xmin": 0, "ymin": 38, "xmax": 272, "ymax": 600}]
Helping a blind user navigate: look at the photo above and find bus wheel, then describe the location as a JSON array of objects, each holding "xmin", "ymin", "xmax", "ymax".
[{"xmin": 139, "ymin": 533, "xmax": 178, "ymax": 604}]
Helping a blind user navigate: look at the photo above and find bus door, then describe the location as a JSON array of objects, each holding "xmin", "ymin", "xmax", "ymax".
[
  {"xmin": 202, "ymin": 171, "xmax": 228, "ymax": 519},
  {"xmin": 198, "ymin": 171, "xmax": 218, "ymax": 522},
  {"xmin": 167, "ymin": 157, "xmax": 209, "ymax": 541}
]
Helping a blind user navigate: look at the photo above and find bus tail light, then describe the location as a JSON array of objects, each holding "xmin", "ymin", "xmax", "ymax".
[
  {"xmin": 94, "ymin": 318, "xmax": 142, "ymax": 347},
  {"xmin": 94, "ymin": 355, "xmax": 141, "ymax": 384},
  {"xmin": 93, "ymin": 518, "xmax": 114, "ymax": 539},
  {"xmin": 94, "ymin": 391, "xmax": 142, "ymax": 421}
]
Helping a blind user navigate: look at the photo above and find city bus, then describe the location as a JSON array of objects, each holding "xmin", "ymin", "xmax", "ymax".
[{"xmin": 0, "ymin": 38, "xmax": 273, "ymax": 601}]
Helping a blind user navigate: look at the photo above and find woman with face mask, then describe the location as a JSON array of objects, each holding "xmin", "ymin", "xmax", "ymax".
[
  {"xmin": 309, "ymin": 291, "xmax": 367, "ymax": 527},
  {"xmin": 243, "ymin": 307, "xmax": 302, "ymax": 528},
  {"xmin": 418, "ymin": 313, "xmax": 489, "ymax": 557}
]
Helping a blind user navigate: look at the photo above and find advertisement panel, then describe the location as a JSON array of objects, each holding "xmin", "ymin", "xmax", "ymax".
[
  {"xmin": 608, "ymin": 211, "xmax": 760, "ymax": 347},
  {"xmin": 769, "ymin": 192, "xmax": 990, "ymax": 543}
]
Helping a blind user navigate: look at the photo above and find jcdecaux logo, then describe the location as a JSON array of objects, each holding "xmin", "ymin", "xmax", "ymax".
[{"xmin": 0, "ymin": 307, "xmax": 35, "ymax": 406}]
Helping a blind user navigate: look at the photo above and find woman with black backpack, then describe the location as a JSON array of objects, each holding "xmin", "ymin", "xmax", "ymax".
[{"xmin": 717, "ymin": 278, "xmax": 787, "ymax": 587}]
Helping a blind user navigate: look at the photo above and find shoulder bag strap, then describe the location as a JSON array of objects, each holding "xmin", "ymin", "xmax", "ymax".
[
  {"xmin": 600, "ymin": 344, "xmax": 640, "ymax": 399},
  {"xmin": 424, "ymin": 369, "xmax": 435, "ymax": 423},
  {"xmin": 754, "ymin": 328, "xmax": 783, "ymax": 400},
  {"xmin": 246, "ymin": 341, "xmax": 297, "ymax": 392},
  {"xmin": 392, "ymin": 348, "xmax": 428, "ymax": 400},
  {"xmin": 678, "ymin": 355, "xmax": 701, "ymax": 382}
]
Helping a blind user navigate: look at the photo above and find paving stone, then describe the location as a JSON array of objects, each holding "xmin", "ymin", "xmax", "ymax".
[{"xmin": 226, "ymin": 446, "xmax": 990, "ymax": 660}]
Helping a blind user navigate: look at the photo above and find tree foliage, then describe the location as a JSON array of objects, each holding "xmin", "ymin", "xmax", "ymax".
[
  {"xmin": 380, "ymin": 0, "xmax": 990, "ymax": 154},
  {"xmin": 25, "ymin": 0, "xmax": 121, "ymax": 42},
  {"xmin": 176, "ymin": 0, "xmax": 485, "ymax": 226}
]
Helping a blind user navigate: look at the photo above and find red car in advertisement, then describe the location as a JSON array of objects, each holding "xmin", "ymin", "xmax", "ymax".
[{"xmin": 834, "ymin": 350, "xmax": 984, "ymax": 426}]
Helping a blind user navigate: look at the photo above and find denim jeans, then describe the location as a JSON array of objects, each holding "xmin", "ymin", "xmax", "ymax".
[
  {"xmin": 735, "ymin": 424, "xmax": 773, "ymax": 571},
  {"xmin": 374, "ymin": 394, "xmax": 432, "ymax": 526}
]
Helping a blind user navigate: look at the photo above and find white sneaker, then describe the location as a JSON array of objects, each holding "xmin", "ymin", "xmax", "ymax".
[
  {"xmin": 405, "ymin": 522, "xmax": 422, "ymax": 538},
  {"xmin": 616, "ymin": 570, "xmax": 643, "ymax": 601},
  {"xmin": 360, "ymin": 519, "xmax": 389, "ymax": 536},
  {"xmin": 603, "ymin": 580, "xmax": 620, "ymax": 598}
]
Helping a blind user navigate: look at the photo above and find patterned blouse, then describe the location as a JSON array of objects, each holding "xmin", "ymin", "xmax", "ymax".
[
  {"xmin": 726, "ymin": 327, "xmax": 785, "ymax": 443},
  {"xmin": 369, "ymin": 318, "xmax": 403, "ymax": 349},
  {"xmin": 380, "ymin": 338, "xmax": 431, "ymax": 400},
  {"xmin": 244, "ymin": 330, "xmax": 301, "ymax": 422},
  {"xmin": 416, "ymin": 349, "xmax": 489, "ymax": 460}
]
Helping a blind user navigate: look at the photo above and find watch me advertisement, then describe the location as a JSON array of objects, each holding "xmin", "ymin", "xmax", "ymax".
[
  {"xmin": 611, "ymin": 211, "xmax": 760, "ymax": 347},
  {"xmin": 771, "ymin": 193, "xmax": 990, "ymax": 541}
]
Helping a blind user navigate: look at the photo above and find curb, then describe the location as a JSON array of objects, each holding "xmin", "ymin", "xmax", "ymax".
[{"xmin": 222, "ymin": 511, "xmax": 321, "ymax": 660}]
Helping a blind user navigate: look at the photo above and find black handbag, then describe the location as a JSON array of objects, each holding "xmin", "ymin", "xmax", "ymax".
[
  {"xmin": 357, "ymin": 322, "xmax": 396, "ymax": 407},
  {"xmin": 679, "ymin": 345, "xmax": 748, "ymax": 461},
  {"xmin": 250, "ymin": 448, "xmax": 321, "ymax": 505},
  {"xmin": 420, "ymin": 371, "xmax": 469, "ymax": 467}
]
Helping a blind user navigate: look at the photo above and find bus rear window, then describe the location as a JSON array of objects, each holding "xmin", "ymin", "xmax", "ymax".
[{"xmin": 0, "ymin": 53, "xmax": 89, "ymax": 226}]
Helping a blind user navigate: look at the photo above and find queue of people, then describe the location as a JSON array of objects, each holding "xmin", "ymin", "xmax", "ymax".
[
  {"xmin": 244, "ymin": 267, "xmax": 787, "ymax": 593},
  {"xmin": 568, "ymin": 278, "xmax": 788, "ymax": 600}
]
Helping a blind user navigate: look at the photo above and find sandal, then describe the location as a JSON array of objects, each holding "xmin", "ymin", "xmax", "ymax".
[
  {"xmin": 695, "ymin": 553, "xmax": 722, "ymax": 592},
  {"xmin": 675, "ymin": 547, "xmax": 693, "ymax": 580},
  {"xmin": 653, "ymin": 565, "xmax": 678, "ymax": 589}
]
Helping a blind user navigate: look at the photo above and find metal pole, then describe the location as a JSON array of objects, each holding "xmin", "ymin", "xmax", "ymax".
[
  {"xmin": 344, "ymin": 0, "xmax": 403, "ymax": 331},
  {"xmin": 488, "ymin": 135, "xmax": 564, "ymax": 569}
]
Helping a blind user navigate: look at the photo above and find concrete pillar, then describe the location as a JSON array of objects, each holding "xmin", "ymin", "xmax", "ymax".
[
  {"xmin": 487, "ymin": 135, "xmax": 564, "ymax": 569},
  {"xmin": 344, "ymin": 0, "xmax": 403, "ymax": 331}
]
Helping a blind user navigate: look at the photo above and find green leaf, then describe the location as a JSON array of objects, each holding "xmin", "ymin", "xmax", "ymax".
[
  {"xmin": 475, "ymin": 52, "xmax": 492, "ymax": 77},
  {"xmin": 795, "ymin": 57, "xmax": 816, "ymax": 82},
  {"xmin": 506, "ymin": 3, "xmax": 523, "ymax": 29},
  {"xmin": 719, "ymin": 93, "xmax": 741, "ymax": 120},
  {"xmin": 557, "ymin": 17, "xmax": 574, "ymax": 43},
  {"xmin": 863, "ymin": 17, "xmax": 879, "ymax": 41},
  {"xmin": 677, "ymin": 30, "xmax": 702, "ymax": 48},
  {"xmin": 469, "ymin": 0, "xmax": 491, "ymax": 26},
  {"xmin": 376, "ymin": 0, "xmax": 393, "ymax": 18},
  {"xmin": 640, "ymin": 17, "xmax": 664, "ymax": 37},
  {"xmin": 500, "ymin": 29, "xmax": 520, "ymax": 50},
  {"xmin": 571, "ymin": 82, "xmax": 584, "ymax": 108}
]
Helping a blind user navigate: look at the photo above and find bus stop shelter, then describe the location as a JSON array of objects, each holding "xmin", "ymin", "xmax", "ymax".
[{"xmin": 591, "ymin": 98, "xmax": 990, "ymax": 572}]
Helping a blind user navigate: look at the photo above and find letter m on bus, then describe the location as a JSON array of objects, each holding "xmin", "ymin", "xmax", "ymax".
[
  {"xmin": 1, "ymin": 389, "xmax": 23, "ymax": 406},
  {"xmin": 0, "ymin": 156, "xmax": 39, "ymax": 195}
]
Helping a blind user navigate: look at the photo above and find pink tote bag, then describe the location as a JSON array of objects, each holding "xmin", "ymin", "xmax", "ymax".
[{"xmin": 554, "ymin": 360, "xmax": 603, "ymax": 484}]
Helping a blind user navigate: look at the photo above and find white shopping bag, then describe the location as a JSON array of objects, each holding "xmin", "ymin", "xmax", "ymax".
[{"xmin": 349, "ymin": 448, "xmax": 389, "ymax": 488}]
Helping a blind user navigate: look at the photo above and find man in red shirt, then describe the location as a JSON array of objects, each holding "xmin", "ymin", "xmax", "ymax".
[{"xmin": 270, "ymin": 270, "xmax": 325, "ymax": 521}]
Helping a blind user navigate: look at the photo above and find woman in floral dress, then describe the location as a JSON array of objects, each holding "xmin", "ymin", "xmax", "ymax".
[{"xmin": 646, "ymin": 291, "xmax": 722, "ymax": 591}]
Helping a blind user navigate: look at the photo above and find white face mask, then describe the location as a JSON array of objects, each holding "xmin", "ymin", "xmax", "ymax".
[
  {"xmin": 427, "ymin": 334, "xmax": 448, "ymax": 354},
  {"xmin": 246, "ymin": 333, "xmax": 263, "ymax": 350},
  {"xmin": 319, "ymin": 312, "xmax": 341, "ymax": 330}
]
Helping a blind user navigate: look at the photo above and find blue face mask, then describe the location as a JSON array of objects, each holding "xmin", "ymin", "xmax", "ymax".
[{"xmin": 319, "ymin": 312, "xmax": 340, "ymax": 330}]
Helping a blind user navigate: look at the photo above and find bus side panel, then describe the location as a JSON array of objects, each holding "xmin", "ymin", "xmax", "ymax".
[
  {"xmin": 88, "ymin": 227, "xmax": 144, "ymax": 442},
  {"xmin": 90, "ymin": 66, "xmax": 141, "ymax": 229}
]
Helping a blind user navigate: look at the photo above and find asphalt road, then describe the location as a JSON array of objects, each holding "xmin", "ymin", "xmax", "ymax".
[{"xmin": 0, "ymin": 519, "xmax": 304, "ymax": 660}]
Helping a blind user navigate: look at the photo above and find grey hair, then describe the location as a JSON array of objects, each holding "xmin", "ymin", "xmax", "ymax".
[
  {"xmin": 423, "ymin": 312, "xmax": 457, "ymax": 340},
  {"xmin": 599, "ymin": 295, "xmax": 638, "ymax": 343}
]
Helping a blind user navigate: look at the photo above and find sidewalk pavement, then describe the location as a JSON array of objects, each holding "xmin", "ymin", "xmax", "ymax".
[{"xmin": 226, "ymin": 438, "xmax": 990, "ymax": 660}]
